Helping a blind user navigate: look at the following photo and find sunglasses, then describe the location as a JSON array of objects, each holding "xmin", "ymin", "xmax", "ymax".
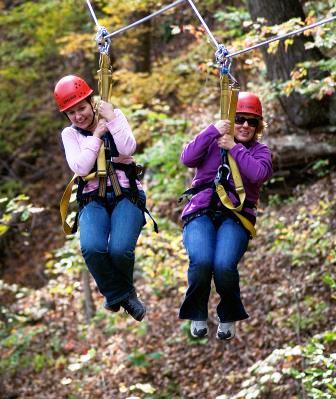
[{"xmin": 234, "ymin": 115, "xmax": 259, "ymax": 127}]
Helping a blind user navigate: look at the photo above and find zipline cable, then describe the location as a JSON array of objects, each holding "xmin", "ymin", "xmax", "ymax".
[
  {"xmin": 226, "ymin": 14, "xmax": 336, "ymax": 58},
  {"xmin": 85, "ymin": 0, "xmax": 99, "ymax": 27},
  {"xmin": 186, "ymin": 0, "xmax": 219, "ymax": 49},
  {"xmin": 105, "ymin": 0, "xmax": 187, "ymax": 39}
]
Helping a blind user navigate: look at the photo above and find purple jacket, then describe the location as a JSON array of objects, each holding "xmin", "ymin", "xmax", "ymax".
[{"xmin": 181, "ymin": 124, "xmax": 273, "ymax": 224}]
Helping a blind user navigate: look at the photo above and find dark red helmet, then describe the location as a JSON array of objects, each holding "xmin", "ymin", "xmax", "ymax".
[
  {"xmin": 236, "ymin": 92, "xmax": 263, "ymax": 118},
  {"xmin": 54, "ymin": 75, "xmax": 93, "ymax": 112}
]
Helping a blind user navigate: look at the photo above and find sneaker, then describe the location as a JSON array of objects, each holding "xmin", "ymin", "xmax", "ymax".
[
  {"xmin": 190, "ymin": 320, "xmax": 208, "ymax": 338},
  {"xmin": 104, "ymin": 302, "xmax": 121, "ymax": 312},
  {"xmin": 120, "ymin": 292, "xmax": 146, "ymax": 322},
  {"xmin": 216, "ymin": 322, "xmax": 235, "ymax": 341}
]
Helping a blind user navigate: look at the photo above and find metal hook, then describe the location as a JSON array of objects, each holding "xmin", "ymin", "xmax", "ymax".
[
  {"xmin": 215, "ymin": 44, "xmax": 229, "ymax": 65},
  {"xmin": 95, "ymin": 26, "xmax": 111, "ymax": 54},
  {"xmin": 215, "ymin": 164, "xmax": 231, "ymax": 184}
]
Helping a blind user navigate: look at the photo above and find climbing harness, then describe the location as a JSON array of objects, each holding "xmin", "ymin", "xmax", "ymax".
[
  {"xmin": 174, "ymin": 1, "xmax": 255, "ymax": 237},
  {"xmin": 59, "ymin": 18, "xmax": 158, "ymax": 234}
]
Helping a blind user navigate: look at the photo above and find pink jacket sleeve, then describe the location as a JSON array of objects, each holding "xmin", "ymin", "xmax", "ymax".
[{"xmin": 61, "ymin": 109, "xmax": 136, "ymax": 176}]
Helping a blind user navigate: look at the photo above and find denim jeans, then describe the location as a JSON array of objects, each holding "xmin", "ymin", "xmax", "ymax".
[
  {"xmin": 179, "ymin": 213, "xmax": 250, "ymax": 322},
  {"xmin": 79, "ymin": 190, "xmax": 145, "ymax": 307}
]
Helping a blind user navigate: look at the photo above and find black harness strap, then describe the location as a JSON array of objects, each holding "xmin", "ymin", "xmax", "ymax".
[{"xmin": 72, "ymin": 126, "xmax": 158, "ymax": 233}]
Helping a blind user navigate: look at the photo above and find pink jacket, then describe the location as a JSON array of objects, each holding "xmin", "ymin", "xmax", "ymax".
[{"xmin": 61, "ymin": 109, "xmax": 142, "ymax": 193}]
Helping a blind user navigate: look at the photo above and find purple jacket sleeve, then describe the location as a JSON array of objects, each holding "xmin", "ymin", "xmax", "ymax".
[
  {"xmin": 181, "ymin": 124, "xmax": 220, "ymax": 168},
  {"xmin": 230, "ymin": 143, "xmax": 273, "ymax": 184}
]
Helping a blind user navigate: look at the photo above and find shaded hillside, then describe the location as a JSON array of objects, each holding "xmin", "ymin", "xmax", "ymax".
[{"xmin": 1, "ymin": 172, "xmax": 335, "ymax": 399}]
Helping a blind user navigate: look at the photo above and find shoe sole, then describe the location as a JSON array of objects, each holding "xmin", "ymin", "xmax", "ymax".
[
  {"xmin": 216, "ymin": 332, "xmax": 235, "ymax": 341},
  {"xmin": 136, "ymin": 307, "xmax": 146, "ymax": 322},
  {"xmin": 191, "ymin": 328, "xmax": 208, "ymax": 338},
  {"xmin": 104, "ymin": 304, "xmax": 121, "ymax": 312},
  {"xmin": 124, "ymin": 306, "xmax": 147, "ymax": 322}
]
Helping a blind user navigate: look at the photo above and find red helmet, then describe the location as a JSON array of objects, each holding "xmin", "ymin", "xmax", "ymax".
[
  {"xmin": 54, "ymin": 75, "xmax": 93, "ymax": 112},
  {"xmin": 236, "ymin": 92, "xmax": 263, "ymax": 118}
]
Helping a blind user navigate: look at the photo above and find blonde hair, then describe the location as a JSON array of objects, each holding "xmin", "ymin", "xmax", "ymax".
[{"xmin": 254, "ymin": 119, "xmax": 268, "ymax": 141}]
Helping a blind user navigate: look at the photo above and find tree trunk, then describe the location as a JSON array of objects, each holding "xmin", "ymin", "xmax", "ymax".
[
  {"xmin": 82, "ymin": 269, "xmax": 96, "ymax": 322},
  {"xmin": 246, "ymin": 0, "xmax": 331, "ymax": 128},
  {"xmin": 130, "ymin": 11, "xmax": 152, "ymax": 73}
]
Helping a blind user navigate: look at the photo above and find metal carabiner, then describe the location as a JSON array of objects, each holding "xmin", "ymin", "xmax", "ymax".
[
  {"xmin": 215, "ymin": 44, "xmax": 229, "ymax": 65},
  {"xmin": 221, "ymin": 163, "xmax": 231, "ymax": 181},
  {"xmin": 215, "ymin": 163, "xmax": 231, "ymax": 185},
  {"xmin": 95, "ymin": 26, "xmax": 111, "ymax": 54}
]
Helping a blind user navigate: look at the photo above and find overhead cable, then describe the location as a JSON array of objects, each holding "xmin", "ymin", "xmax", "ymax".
[
  {"xmin": 85, "ymin": 0, "xmax": 99, "ymax": 27},
  {"xmin": 105, "ymin": 0, "xmax": 187, "ymax": 39},
  {"xmin": 226, "ymin": 15, "xmax": 336, "ymax": 58},
  {"xmin": 186, "ymin": 0, "xmax": 219, "ymax": 49}
]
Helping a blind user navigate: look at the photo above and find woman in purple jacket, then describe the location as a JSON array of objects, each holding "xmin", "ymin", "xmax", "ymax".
[
  {"xmin": 54, "ymin": 75, "xmax": 147, "ymax": 322},
  {"xmin": 179, "ymin": 92, "xmax": 273, "ymax": 340}
]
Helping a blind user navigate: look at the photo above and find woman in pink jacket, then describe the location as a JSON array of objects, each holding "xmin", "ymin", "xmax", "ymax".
[{"xmin": 54, "ymin": 75, "xmax": 147, "ymax": 321}]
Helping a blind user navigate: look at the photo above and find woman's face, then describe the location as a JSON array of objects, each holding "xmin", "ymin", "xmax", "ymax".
[
  {"xmin": 65, "ymin": 99, "xmax": 94, "ymax": 130},
  {"xmin": 234, "ymin": 113, "xmax": 260, "ymax": 143}
]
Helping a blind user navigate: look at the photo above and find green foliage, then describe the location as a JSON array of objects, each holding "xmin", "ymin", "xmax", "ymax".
[
  {"xmin": 0, "ymin": 194, "xmax": 43, "ymax": 236},
  {"xmin": 271, "ymin": 199, "xmax": 334, "ymax": 268},
  {"xmin": 214, "ymin": 6, "xmax": 251, "ymax": 39},
  {"xmin": 136, "ymin": 221, "xmax": 187, "ymax": 297},
  {"xmin": 228, "ymin": 2, "xmax": 336, "ymax": 101},
  {"xmin": 288, "ymin": 333, "xmax": 336, "ymax": 399},
  {"xmin": 311, "ymin": 159, "xmax": 331, "ymax": 178},
  {"xmin": 227, "ymin": 331, "xmax": 336, "ymax": 399},
  {"xmin": 127, "ymin": 349, "xmax": 163, "ymax": 368},
  {"xmin": 0, "ymin": 0, "xmax": 92, "ymax": 159},
  {"xmin": 0, "ymin": 325, "xmax": 48, "ymax": 376},
  {"xmin": 287, "ymin": 297, "xmax": 328, "ymax": 331},
  {"xmin": 137, "ymin": 119, "xmax": 189, "ymax": 201},
  {"xmin": 46, "ymin": 235, "xmax": 85, "ymax": 275}
]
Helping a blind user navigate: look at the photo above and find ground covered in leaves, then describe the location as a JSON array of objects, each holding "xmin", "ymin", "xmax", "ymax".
[{"xmin": 1, "ymin": 172, "xmax": 335, "ymax": 398}]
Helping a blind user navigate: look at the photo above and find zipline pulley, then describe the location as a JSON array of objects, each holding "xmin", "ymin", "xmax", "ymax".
[{"xmin": 95, "ymin": 26, "xmax": 111, "ymax": 55}]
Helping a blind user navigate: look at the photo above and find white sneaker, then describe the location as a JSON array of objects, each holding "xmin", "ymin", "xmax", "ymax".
[
  {"xmin": 216, "ymin": 322, "xmax": 235, "ymax": 341},
  {"xmin": 190, "ymin": 320, "xmax": 208, "ymax": 338}
]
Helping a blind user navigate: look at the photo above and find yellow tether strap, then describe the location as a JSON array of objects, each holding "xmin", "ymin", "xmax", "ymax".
[
  {"xmin": 59, "ymin": 52, "xmax": 122, "ymax": 235},
  {"xmin": 215, "ymin": 75, "xmax": 256, "ymax": 238},
  {"xmin": 59, "ymin": 174, "xmax": 78, "ymax": 235},
  {"xmin": 216, "ymin": 76, "xmax": 245, "ymax": 211},
  {"xmin": 60, "ymin": 172, "xmax": 99, "ymax": 235}
]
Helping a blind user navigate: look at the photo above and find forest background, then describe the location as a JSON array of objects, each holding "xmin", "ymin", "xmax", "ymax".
[{"xmin": 0, "ymin": 0, "xmax": 335, "ymax": 398}]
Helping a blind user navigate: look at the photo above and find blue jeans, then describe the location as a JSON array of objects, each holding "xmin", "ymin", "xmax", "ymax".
[
  {"xmin": 179, "ymin": 213, "xmax": 250, "ymax": 322},
  {"xmin": 79, "ymin": 190, "xmax": 145, "ymax": 307}
]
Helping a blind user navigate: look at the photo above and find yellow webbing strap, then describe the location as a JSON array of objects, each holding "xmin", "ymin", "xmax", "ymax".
[
  {"xmin": 216, "ymin": 76, "xmax": 256, "ymax": 237},
  {"xmin": 60, "ymin": 174, "xmax": 78, "ymax": 235},
  {"xmin": 60, "ymin": 172, "xmax": 100, "ymax": 235},
  {"xmin": 217, "ymin": 84, "xmax": 245, "ymax": 211},
  {"xmin": 97, "ymin": 52, "xmax": 121, "ymax": 197},
  {"xmin": 232, "ymin": 210, "xmax": 256, "ymax": 238},
  {"xmin": 97, "ymin": 144, "xmax": 106, "ymax": 177},
  {"xmin": 216, "ymin": 158, "xmax": 245, "ymax": 211}
]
